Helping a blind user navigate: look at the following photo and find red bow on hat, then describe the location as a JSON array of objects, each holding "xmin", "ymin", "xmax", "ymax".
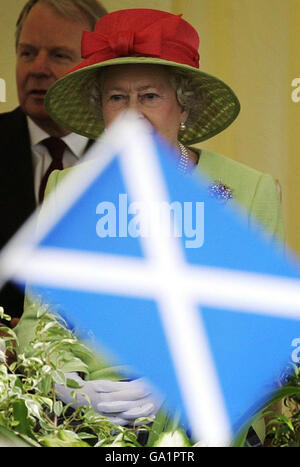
[{"xmin": 81, "ymin": 14, "xmax": 199, "ymax": 68}]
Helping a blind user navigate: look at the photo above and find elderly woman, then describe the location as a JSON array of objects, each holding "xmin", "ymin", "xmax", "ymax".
[
  {"xmin": 15, "ymin": 9, "xmax": 284, "ymax": 440},
  {"xmin": 43, "ymin": 8, "xmax": 284, "ymax": 240}
]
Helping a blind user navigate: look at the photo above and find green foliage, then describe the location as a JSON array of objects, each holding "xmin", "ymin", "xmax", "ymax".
[
  {"xmin": 263, "ymin": 364, "xmax": 300, "ymax": 447},
  {"xmin": 0, "ymin": 304, "xmax": 201, "ymax": 448},
  {"xmin": 0, "ymin": 307, "xmax": 145, "ymax": 447},
  {"xmin": 10, "ymin": 304, "xmax": 300, "ymax": 447}
]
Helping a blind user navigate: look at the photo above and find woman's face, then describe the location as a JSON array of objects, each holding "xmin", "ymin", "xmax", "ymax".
[{"xmin": 100, "ymin": 64, "xmax": 188, "ymax": 147}]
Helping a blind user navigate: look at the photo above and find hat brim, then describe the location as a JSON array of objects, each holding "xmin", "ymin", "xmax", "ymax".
[{"xmin": 45, "ymin": 56, "xmax": 240, "ymax": 145}]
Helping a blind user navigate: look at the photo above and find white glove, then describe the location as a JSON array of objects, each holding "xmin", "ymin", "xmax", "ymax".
[{"xmin": 55, "ymin": 372, "xmax": 162, "ymax": 426}]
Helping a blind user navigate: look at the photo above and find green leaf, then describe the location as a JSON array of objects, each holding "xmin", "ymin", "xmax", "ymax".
[
  {"xmin": 146, "ymin": 407, "xmax": 176, "ymax": 446},
  {"xmin": 40, "ymin": 430, "xmax": 90, "ymax": 447},
  {"xmin": 264, "ymin": 385, "xmax": 300, "ymax": 407},
  {"xmin": 0, "ymin": 425, "xmax": 33, "ymax": 447},
  {"xmin": 0, "ymin": 308, "xmax": 11, "ymax": 322},
  {"xmin": 38, "ymin": 418, "xmax": 55, "ymax": 432},
  {"xmin": 42, "ymin": 365, "xmax": 52, "ymax": 374},
  {"xmin": 51, "ymin": 370, "xmax": 66, "ymax": 385},
  {"xmin": 101, "ymin": 440, "xmax": 130, "ymax": 447},
  {"xmin": 66, "ymin": 377, "xmax": 84, "ymax": 389},
  {"xmin": 54, "ymin": 401, "xmax": 63, "ymax": 417},
  {"xmin": 77, "ymin": 432, "xmax": 97, "ymax": 440},
  {"xmin": 267, "ymin": 414, "xmax": 295, "ymax": 432},
  {"xmin": 60, "ymin": 358, "xmax": 89, "ymax": 374},
  {"xmin": 12, "ymin": 400, "xmax": 31, "ymax": 436},
  {"xmin": 231, "ymin": 425, "xmax": 250, "ymax": 447},
  {"xmin": 14, "ymin": 377, "xmax": 24, "ymax": 392},
  {"xmin": 25, "ymin": 399, "xmax": 41, "ymax": 420},
  {"xmin": 40, "ymin": 374, "xmax": 52, "ymax": 395},
  {"xmin": 153, "ymin": 429, "xmax": 192, "ymax": 447}
]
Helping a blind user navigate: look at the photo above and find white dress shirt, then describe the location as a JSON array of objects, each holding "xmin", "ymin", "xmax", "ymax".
[{"xmin": 27, "ymin": 117, "xmax": 89, "ymax": 203}]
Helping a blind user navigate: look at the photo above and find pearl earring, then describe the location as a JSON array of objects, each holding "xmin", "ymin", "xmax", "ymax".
[{"xmin": 180, "ymin": 122, "xmax": 186, "ymax": 131}]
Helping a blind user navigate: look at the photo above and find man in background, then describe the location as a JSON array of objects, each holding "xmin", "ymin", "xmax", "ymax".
[{"xmin": 0, "ymin": 0, "xmax": 107, "ymax": 322}]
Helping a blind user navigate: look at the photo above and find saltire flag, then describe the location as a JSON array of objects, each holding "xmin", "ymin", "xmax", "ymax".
[{"xmin": 1, "ymin": 113, "xmax": 300, "ymax": 446}]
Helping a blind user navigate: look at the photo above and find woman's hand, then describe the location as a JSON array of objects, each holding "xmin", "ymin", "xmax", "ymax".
[{"xmin": 55, "ymin": 372, "xmax": 162, "ymax": 426}]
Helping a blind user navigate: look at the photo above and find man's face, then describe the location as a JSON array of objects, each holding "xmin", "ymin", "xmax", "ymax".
[{"xmin": 16, "ymin": 2, "xmax": 91, "ymax": 127}]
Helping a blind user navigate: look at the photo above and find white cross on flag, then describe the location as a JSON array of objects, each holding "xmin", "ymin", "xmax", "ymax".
[{"xmin": 1, "ymin": 113, "xmax": 300, "ymax": 446}]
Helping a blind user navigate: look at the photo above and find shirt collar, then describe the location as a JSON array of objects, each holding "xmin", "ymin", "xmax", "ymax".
[{"xmin": 27, "ymin": 117, "xmax": 89, "ymax": 159}]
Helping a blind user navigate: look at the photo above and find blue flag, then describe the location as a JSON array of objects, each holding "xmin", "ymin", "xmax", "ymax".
[{"xmin": 1, "ymin": 114, "xmax": 300, "ymax": 446}]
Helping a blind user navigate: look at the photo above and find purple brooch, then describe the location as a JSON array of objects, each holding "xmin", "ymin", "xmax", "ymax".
[{"xmin": 208, "ymin": 180, "xmax": 233, "ymax": 203}]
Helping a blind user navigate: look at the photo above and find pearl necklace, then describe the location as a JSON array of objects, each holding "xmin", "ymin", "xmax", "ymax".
[{"xmin": 177, "ymin": 142, "xmax": 189, "ymax": 174}]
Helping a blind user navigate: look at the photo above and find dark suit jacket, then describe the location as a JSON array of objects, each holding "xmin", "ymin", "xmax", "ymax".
[
  {"xmin": 0, "ymin": 108, "xmax": 35, "ymax": 319},
  {"xmin": 0, "ymin": 107, "xmax": 94, "ymax": 319},
  {"xmin": 0, "ymin": 107, "xmax": 36, "ymax": 248}
]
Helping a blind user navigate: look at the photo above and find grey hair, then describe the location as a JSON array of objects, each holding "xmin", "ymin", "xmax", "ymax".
[
  {"xmin": 15, "ymin": 0, "xmax": 107, "ymax": 48},
  {"xmin": 84, "ymin": 65, "xmax": 207, "ymax": 132},
  {"xmin": 168, "ymin": 68, "xmax": 206, "ymax": 131}
]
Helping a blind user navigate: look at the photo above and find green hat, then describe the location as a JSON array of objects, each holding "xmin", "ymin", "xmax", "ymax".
[{"xmin": 45, "ymin": 9, "xmax": 240, "ymax": 145}]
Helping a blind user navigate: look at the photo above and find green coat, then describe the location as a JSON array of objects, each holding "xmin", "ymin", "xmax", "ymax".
[
  {"xmin": 197, "ymin": 150, "xmax": 284, "ymax": 241},
  {"xmin": 14, "ymin": 149, "xmax": 285, "ymax": 379}
]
